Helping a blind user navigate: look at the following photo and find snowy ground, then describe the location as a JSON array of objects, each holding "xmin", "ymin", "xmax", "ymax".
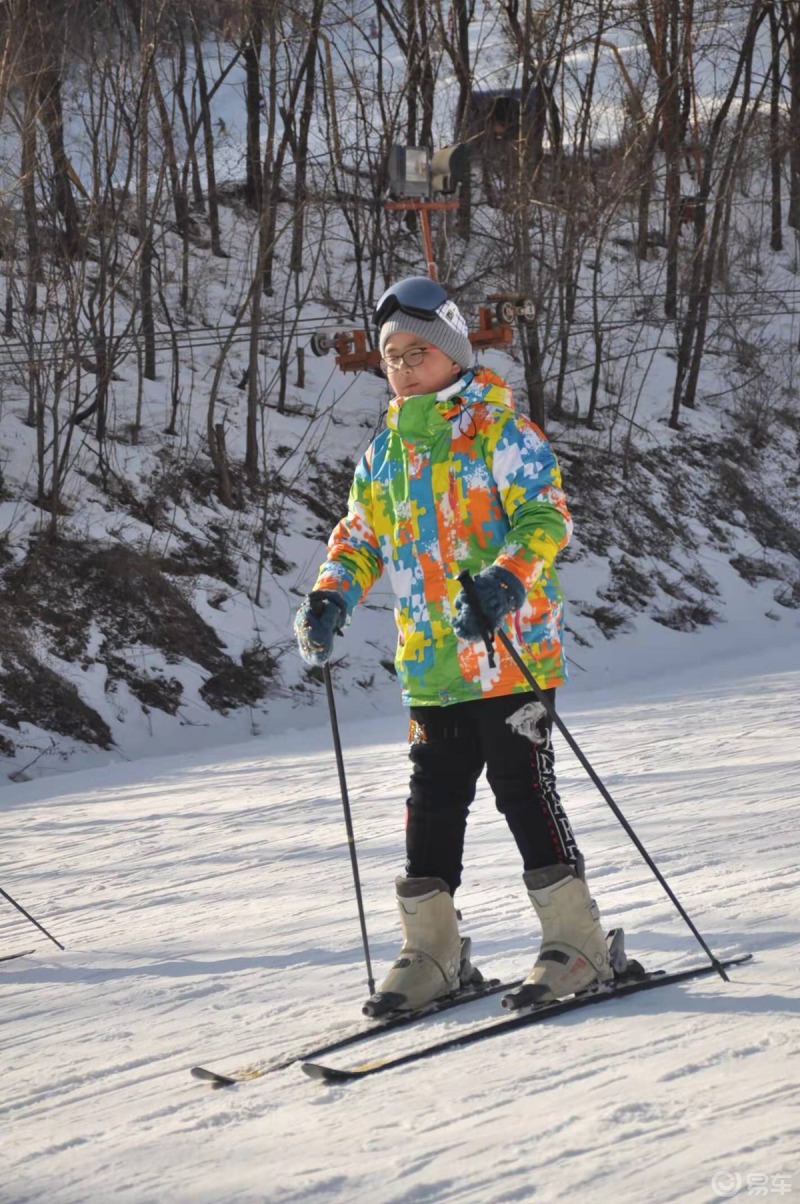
[{"xmin": 3, "ymin": 628, "xmax": 799, "ymax": 1204}]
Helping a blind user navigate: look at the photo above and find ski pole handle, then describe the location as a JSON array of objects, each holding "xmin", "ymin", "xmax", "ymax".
[
  {"xmin": 308, "ymin": 589, "xmax": 344, "ymax": 639},
  {"xmin": 457, "ymin": 571, "xmax": 497, "ymax": 668}
]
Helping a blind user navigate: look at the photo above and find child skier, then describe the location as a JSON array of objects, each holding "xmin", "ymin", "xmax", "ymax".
[{"xmin": 294, "ymin": 276, "xmax": 612, "ymax": 1015}]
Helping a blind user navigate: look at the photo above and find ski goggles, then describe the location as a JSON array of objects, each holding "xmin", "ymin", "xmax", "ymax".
[{"xmin": 373, "ymin": 277, "xmax": 448, "ymax": 328}]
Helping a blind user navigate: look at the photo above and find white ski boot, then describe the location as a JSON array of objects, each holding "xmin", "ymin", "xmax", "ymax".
[
  {"xmin": 363, "ymin": 876, "xmax": 477, "ymax": 1017},
  {"xmin": 504, "ymin": 864, "xmax": 614, "ymax": 1010}
]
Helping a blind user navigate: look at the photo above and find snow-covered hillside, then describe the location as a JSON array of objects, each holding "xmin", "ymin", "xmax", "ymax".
[
  {"xmin": 3, "ymin": 633, "xmax": 798, "ymax": 1204},
  {"xmin": 0, "ymin": 4, "xmax": 799, "ymax": 782}
]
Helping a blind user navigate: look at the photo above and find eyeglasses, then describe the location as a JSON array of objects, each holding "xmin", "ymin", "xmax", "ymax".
[
  {"xmin": 374, "ymin": 277, "xmax": 447, "ymax": 328},
  {"xmin": 379, "ymin": 346, "xmax": 430, "ymax": 374}
]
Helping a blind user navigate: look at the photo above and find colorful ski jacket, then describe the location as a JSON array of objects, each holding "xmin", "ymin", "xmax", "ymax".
[{"xmin": 313, "ymin": 367, "xmax": 572, "ymax": 706}]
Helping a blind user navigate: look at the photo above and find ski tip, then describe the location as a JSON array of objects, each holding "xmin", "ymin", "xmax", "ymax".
[
  {"xmin": 0, "ymin": 949, "xmax": 36, "ymax": 963},
  {"xmin": 721, "ymin": 951, "xmax": 753, "ymax": 973},
  {"xmin": 190, "ymin": 1066, "xmax": 238, "ymax": 1087},
  {"xmin": 301, "ymin": 1062, "xmax": 352, "ymax": 1083}
]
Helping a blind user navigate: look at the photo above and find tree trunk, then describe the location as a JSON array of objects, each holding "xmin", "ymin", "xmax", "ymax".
[
  {"xmin": 450, "ymin": 0, "xmax": 472, "ymax": 239},
  {"xmin": 261, "ymin": 6, "xmax": 279, "ymax": 294},
  {"xmin": 38, "ymin": 66, "xmax": 83, "ymax": 258},
  {"xmin": 191, "ymin": 21, "xmax": 224, "ymax": 256},
  {"xmin": 784, "ymin": 3, "xmax": 800, "ymax": 228},
  {"xmin": 151, "ymin": 70, "xmax": 189, "ymax": 234},
  {"xmin": 770, "ymin": 3, "xmax": 784, "ymax": 251},
  {"xmin": 21, "ymin": 83, "xmax": 41, "ymax": 317},
  {"xmin": 289, "ymin": 0, "xmax": 324, "ymax": 273},
  {"xmin": 245, "ymin": 212, "xmax": 264, "ymax": 479},
  {"xmin": 138, "ymin": 68, "xmax": 157, "ymax": 381},
  {"xmin": 416, "ymin": 0, "xmax": 436, "ymax": 148},
  {"xmin": 662, "ymin": 1, "xmax": 683, "ymax": 318},
  {"xmin": 215, "ymin": 424, "xmax": 234, "ymax": 508},
  {"xmin": 174, "ymin": 22, "xmax": 204, "ymax": 210},
  {"xmin": 404, "ymin": 0, "xmax": 419, "ymax": 144},
  {"xmin": 524, "ymin": 317, "xmax": 546, "ymax": 430},
  {"xmin": 243, "ymin": 6, "xmax": 264, "ymax": 211},
  {"xmin": 636, "ymin": 119, "xmax": 660, "ymax": 261}
]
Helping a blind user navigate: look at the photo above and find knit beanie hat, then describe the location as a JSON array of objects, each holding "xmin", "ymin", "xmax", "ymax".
[{"xmin": 379, "ymin": 297, "xmax": 474, "ymax": 371}]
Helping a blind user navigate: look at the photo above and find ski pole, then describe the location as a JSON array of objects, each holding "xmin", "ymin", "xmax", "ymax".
[
  {"xmin": 0, "ymin": 885, "xmax": 65, "ymax": 950},
  {"xmin": 457, "ymin": 571, "xmax": 729, "ymax": 983},
  {"xmin": 320, "ymin": 663, "xmax": 376, "ymax": 996}
]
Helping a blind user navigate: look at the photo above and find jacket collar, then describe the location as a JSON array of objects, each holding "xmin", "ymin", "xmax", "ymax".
[{"xmin": 387, "ymin": 368, "xmax": 513, "ymax": 444}]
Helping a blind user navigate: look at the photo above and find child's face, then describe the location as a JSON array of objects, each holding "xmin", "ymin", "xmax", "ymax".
[{"xmin": 383, "ymin": 331, "xmax": 462, "ymax": 397}]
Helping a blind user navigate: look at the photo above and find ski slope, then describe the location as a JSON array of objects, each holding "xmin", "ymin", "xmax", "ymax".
[{"xmin": 3, "ymin": 638, "xmax": 799, "ymax": 1204}]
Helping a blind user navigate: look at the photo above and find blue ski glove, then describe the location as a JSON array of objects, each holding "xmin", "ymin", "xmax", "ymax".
[
  {"xmin": 452, "ymin": 565, "xmax": 527, "ymax": 641},
  {"xmin": 294, "ymin": 590, "xmax": 348, "ymax": 666}
]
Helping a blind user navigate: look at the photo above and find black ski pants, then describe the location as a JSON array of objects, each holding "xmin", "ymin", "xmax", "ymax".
[{"xmin": 405, "ymin": 690, "xmax": 581, "ymax": 895}]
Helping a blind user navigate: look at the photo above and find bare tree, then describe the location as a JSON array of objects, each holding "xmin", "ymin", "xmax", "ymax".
[{"xmin": 670, "ymin": 1, "xmax": 771, "ymax": 424}]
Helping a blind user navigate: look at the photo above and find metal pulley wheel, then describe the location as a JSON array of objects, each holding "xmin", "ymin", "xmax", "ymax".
[
  {"xmin": 310, "ymin": 331, "xmax": 333, "ymax": 356},
  {"xmin": 495, "ymin": 300, "xmax": 517, "ymax": 325}
]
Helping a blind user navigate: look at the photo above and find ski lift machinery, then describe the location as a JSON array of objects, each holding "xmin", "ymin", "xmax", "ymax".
[{"xmin": 310, "ymin": 143, "xmax": 536, "ymax": 374}]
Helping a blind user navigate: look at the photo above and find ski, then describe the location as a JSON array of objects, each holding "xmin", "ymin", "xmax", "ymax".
[
  {"xmin": 0, "ymin": 949, "xmax": 34, "ymax": 963},
  {"xmin": 190, "ymin": 975, "xmax": 522, "ymax": 1087},
  {"xmin": 301, "ymin": 952, "xmax": 753, "ymax": 1083}
]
